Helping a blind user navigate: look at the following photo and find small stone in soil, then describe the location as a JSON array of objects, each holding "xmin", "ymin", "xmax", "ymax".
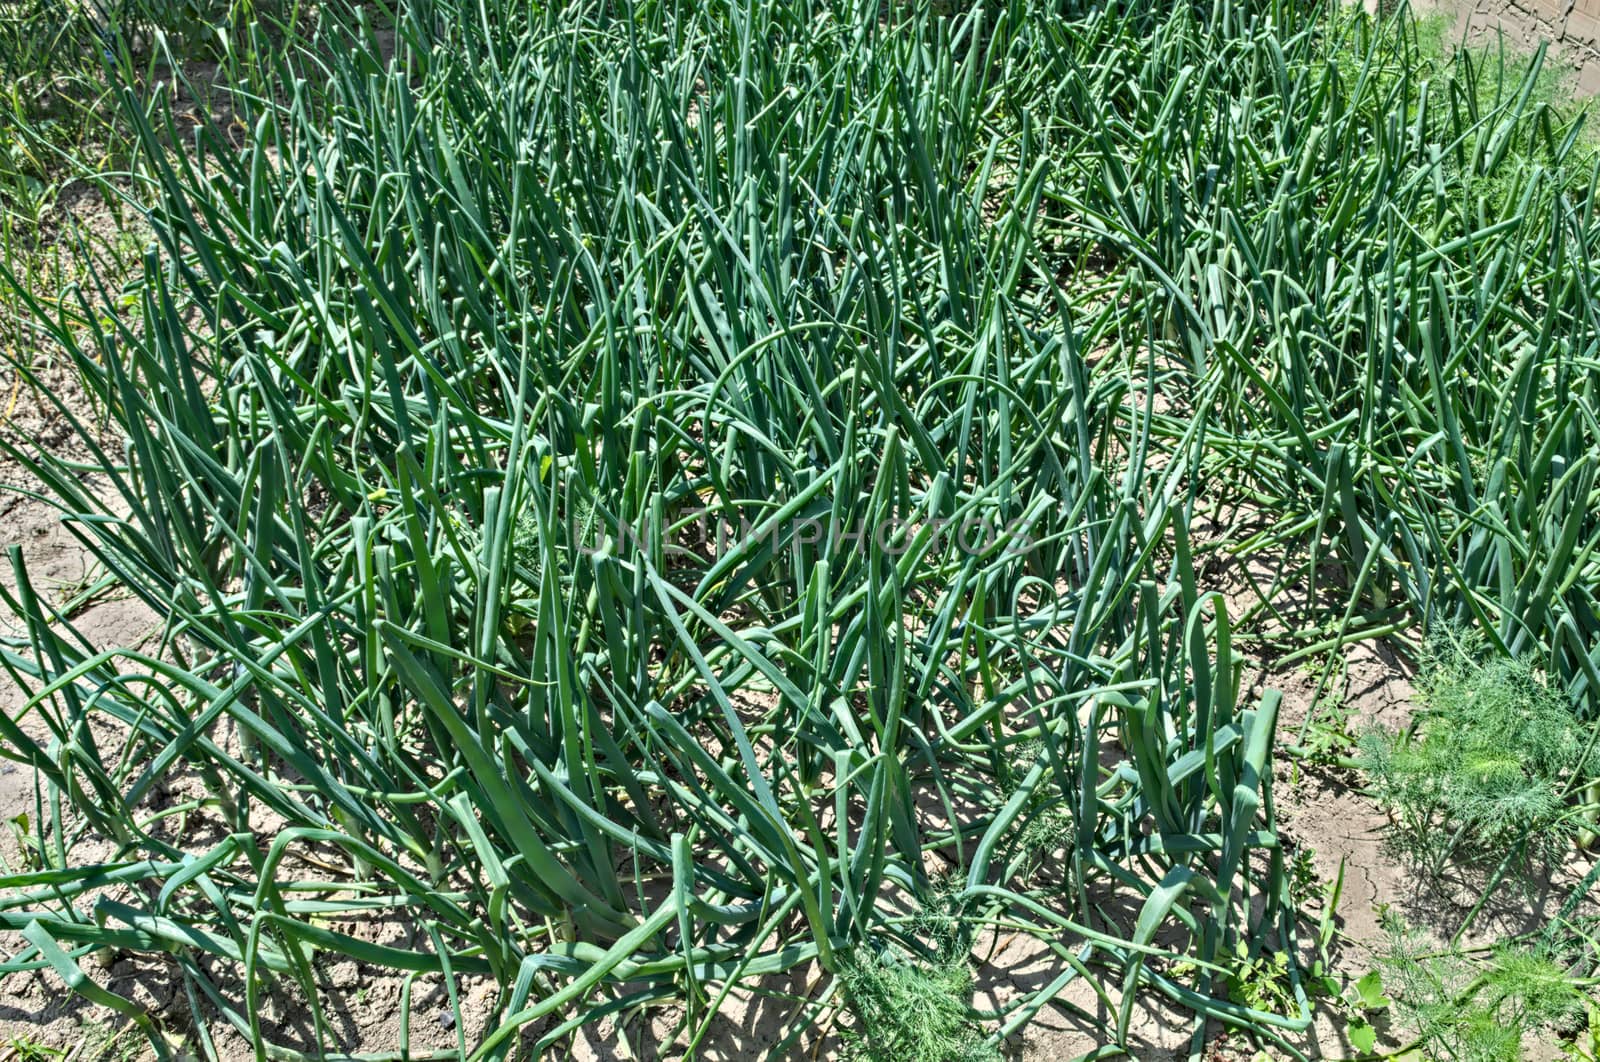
[{"xmin": 439, "ymin": 1010, "xmax": 457, "ymax": 1032}]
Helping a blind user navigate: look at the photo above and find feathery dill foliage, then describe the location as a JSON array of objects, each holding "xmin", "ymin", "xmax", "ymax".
[
  {"xmin": 838, "ymin": 948, "xmax": 999, "ymax": 1062},
  {"xmin": 833, "ymin": 873, "xmax": 1003, "ymax": 1062},
  {"xmin": 2, "ymin": 0, "xmax": 1600, "ymax": 1057},
  {"xmin": 1378, "ymin": 919, "xmax": 1594, "ymax": 1061},
  {"xmin": 1360, "ymin": 634, "xmax": 1593, "ymax": 875}
]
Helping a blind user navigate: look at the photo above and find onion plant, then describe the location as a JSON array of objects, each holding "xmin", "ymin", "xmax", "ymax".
[
  {"xmin": 1006, "ymin": 0, "xmax": 1600, "ymax": 714},
  {"xmin": 0, "ymin": 0, "xmax": 1306, "ymax": 1058}
]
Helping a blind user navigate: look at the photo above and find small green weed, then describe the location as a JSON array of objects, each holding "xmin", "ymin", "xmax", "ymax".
[
  {"xmin": 4, "ymin": 1037, "xmax": 64, "ymax": 1062},
  {"xmin": 1301, "ymin": 693, "xmax": 1360, "ymax": 768},
  {"xmin": 1224, "ymin": 940, "xmax": 1296, "ymax": 1017},
  {"xmin": 1287, "ymin": 845, "xmax": 1320, "ymax": 909}
]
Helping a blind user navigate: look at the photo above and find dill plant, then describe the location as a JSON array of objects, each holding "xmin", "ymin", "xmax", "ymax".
[
  {"xmin": 1378, "ymin": 917, "xmax": 1594, "ymax": 1061},
  {"xmin": 838, "ymin": 947, "xmax": 999, "ymax": 1062},
  {"xmin": 1360, "ymin": 633, "xmax": 1592, "ymax": 878},
  {"xmin": 836, "ymin": 875, "xmax": 1000, "ymax": 1061}
]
